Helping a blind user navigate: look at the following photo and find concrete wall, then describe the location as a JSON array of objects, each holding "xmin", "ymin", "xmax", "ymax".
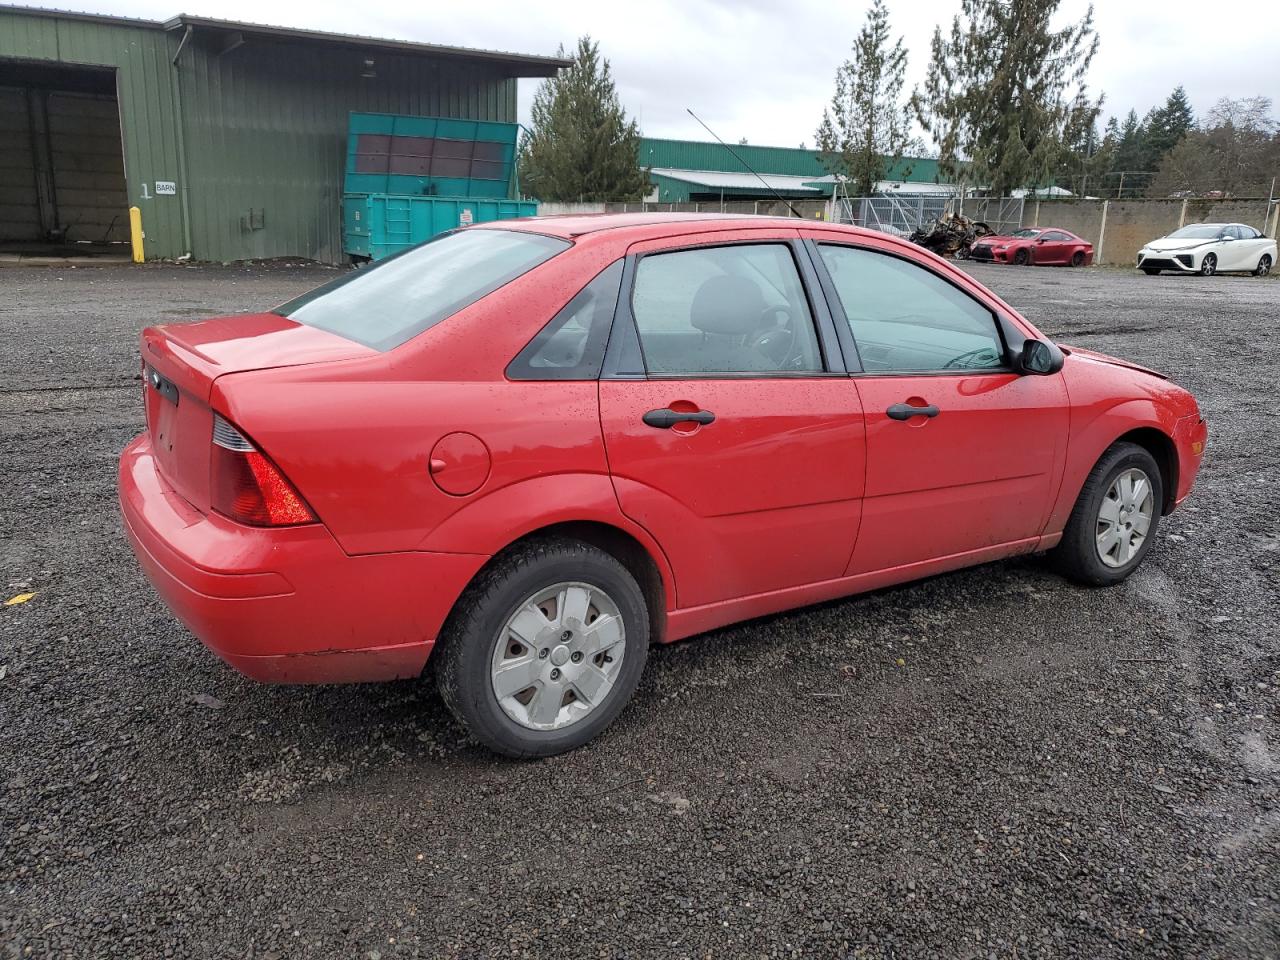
[
  {"xmin": 1031, "ymin": 198, "xmax": 1275, "ymax": 265},
  {"xmin": 552, "ymin": 198, "xmax": 1280, "ymax": 267}
]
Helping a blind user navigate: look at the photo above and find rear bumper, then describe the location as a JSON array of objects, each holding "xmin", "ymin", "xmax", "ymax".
[{"xmin": 118, "ymin": 434, "xmax": 487, "ymax": 683}]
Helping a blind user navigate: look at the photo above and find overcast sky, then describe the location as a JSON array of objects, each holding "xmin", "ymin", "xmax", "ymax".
[{"xmin": 33, "ymin": 0, "xmax": 1280, "ymax": 149}]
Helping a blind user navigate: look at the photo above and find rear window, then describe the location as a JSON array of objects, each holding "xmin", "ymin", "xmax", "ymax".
[{"xmin": 275, "ymin": 229, "xmax": 570, "ymax": 351}]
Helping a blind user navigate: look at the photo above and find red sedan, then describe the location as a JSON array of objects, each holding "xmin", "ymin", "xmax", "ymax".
[
  {"xmin": 970, "ymin": 227, "xmax": 1095, "ymax": 266},
  {"xmin": 119, "ymin": 214, "xmax": 1206, "ymax": 756}
]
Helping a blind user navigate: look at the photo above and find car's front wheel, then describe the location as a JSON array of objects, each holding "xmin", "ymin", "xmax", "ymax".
[
  {"xmin": 1051, "ymin": 442, "xmax": 1163, "ymax": 586},
  {"xmin": 1256, "ymin": 254, "xmax": 1273, "ymax": 277},
  {"xmin": 1013, "ymin": 249, "xmax": 1030, "ymax": 266},
  {"xmin": 435, "ymin": 537, "xmax": 650, "ymax": 757},
  {"xmin": 1200, "ymin": 253, "xmax": 1217, "ymax": 276}
]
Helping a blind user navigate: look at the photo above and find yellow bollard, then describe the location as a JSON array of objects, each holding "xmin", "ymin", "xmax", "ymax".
[{"xmin": 129, "ymin": 206, "xmax": 144, "ymax": 263}]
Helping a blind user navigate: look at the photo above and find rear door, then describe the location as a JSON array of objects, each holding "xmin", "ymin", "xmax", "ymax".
[
  {"xmin": 598, "ymin": 231, "xmax": 866, "ymax": 608},
  {"xmin": 806, "ymin": 232, "xmax": 1070, "ymax": 574}
]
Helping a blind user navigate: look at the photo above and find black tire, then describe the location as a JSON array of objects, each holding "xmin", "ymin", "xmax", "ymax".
[
  {"xmin": 1051, "ymin": 442, "xmax": 1164, "ymax": 587},
  {"xmin": 1013, "ymin": 249, "xmax": 1030, "ymax": 266},
  {"xmin": 1070, "ymin": 250, "xmax": 1086, "ymax": 267},
  {"xmin": 1199, "ymin": 253, "xmax": 1217, "ymax": 276},
  {"xmin": 1141, "ymin": 267, "xmax": 1160, "ymax": 275},
  {"xmin": 434, "ymin": 536, "xmax": 650, "ymax": 758},
  {"xmin": 1256, "ymin": 254, "xmax": 1273, "ymax": 277}
]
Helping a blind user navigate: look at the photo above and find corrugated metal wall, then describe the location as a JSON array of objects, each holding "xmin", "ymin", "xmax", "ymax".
[
  {"xmin": 0, "ymin": 86, "xmax": 40, "ymax": 240},
  {"xmin": 177, "ymin": 36, "xmax": 517, "ymax": 263},
  {"xmin": 0, "ymin": 11, "xmax": 187, "ymax": 257},
  {"xmin": 0, "ymin": 9, "xmax": 520, "ymax": 263}
]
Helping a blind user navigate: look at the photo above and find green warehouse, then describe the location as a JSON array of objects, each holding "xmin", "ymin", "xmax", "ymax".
[{"xmin": 0, "ymin": 5, "xmax": 567, "ymax": 263}]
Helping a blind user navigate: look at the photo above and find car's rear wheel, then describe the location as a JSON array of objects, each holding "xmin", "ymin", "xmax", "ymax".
[
  {"xmin": 434, "ymin": 537, "xmax": 649, "ymax": 758},
  {"xmin": 1071, "ymin": 250, "xmax": 1086, "ymax": 267},
  {"xmin": 1051, "ymin": 442, "xmax": 1163, "ymax": 586},
  {"xmin": 1200, "ymin": 253, "xmax": 1217, "ymax": 276},
  {"xmin": 1013, "ymin": 249, "xmax": 1030, "ymax": 266},
  {"xmin": 1256, "ymin": 254, "xmax": 1273, "ymax": 277}
]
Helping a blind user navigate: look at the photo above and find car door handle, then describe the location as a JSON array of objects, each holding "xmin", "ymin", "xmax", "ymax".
[
  {"xmin": 886, "ymin": 402, "xmax": 940, "ymax": 420},
  {"xmin": 642, "ymin": 408, "xmax": 716, "ymax": 429}
]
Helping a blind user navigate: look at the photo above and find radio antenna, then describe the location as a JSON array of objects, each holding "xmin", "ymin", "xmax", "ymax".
[{"xmin": 686, "ymin": 108, "xmax": 804, "ymax": 218}]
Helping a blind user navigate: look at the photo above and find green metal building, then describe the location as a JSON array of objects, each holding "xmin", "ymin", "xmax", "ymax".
[
  {"xmin": 0, "ymin": 5, "xmax": 567, "ymax": 263},
  {"xmin": 638, "ymin": 137, "xmax": 946, "ymax": 202}
]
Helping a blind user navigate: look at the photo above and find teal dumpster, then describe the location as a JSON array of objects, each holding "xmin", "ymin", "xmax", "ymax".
[{"xmin": 342, "ymin": 112, "xmax": 538, "ymax": 261}]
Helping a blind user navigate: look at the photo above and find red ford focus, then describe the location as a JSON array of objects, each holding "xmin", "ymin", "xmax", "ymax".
[{"xmin": 120, "ymin": 214, "xmax": 1206, "ymax": 756}]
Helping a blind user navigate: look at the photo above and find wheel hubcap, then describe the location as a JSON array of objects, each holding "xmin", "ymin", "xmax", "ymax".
[
  {"xmin": 490, "ymin": 581, "xmax": 625, "ymax": 731},
  {"xmin": 1096, "ymin": 468, "xmax": 1154, "ymax": 568}
]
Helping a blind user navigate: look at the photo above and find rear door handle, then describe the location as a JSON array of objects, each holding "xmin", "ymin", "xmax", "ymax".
[
  {"xmin": 886, "ymin": 402, "xmax": 939, "ymax": 421},
  {"xmin": 642, "ymin": 408, "xmax": 716, "ymax": 429}
]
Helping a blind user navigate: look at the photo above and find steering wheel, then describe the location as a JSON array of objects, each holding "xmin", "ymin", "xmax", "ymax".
[
  {"xmin": 943, "ymin": 347, "xmax": 1002, "ymax": 370},
  {"xmin": 749, "ymin": 306, "xmax": 797, "ymax": 367}
]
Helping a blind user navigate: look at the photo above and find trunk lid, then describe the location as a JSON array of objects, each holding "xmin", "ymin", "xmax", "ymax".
[{"xmin": 140, "ymin": 313, "xmax": 374, "ymax": 511}]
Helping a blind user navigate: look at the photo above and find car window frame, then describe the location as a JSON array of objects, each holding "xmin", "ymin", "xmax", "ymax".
[
  {"xmin": 805, "ymin": 238, "xmax": 1018, "ymax": 378},
  {"xmin": 600, "ymin": 237, "xmax": 848, "ymax": 381},
  {"xmin": 1040, "ymin": 230, "xmax": 1069, "ymax": 242},
  {"xmin": 506, "ymin": 258, "xmax": 625, "ymax": 381}
]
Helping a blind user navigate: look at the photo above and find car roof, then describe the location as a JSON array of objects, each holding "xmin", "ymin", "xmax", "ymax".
[{"xmin": 475, "ymin": 211, "xmax": 871, "ymax": 241}]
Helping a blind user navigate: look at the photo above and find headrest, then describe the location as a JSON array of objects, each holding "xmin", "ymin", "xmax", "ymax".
[{"xmin": 689, "ymin": 275, "xmax": 767, "ymax": 336}]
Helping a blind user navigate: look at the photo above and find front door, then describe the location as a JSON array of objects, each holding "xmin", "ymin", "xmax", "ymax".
[
  {"xmin": 808, "ymin": 235, "xmax": 1070, "ymax": 574},
  {"xmin": 1034, "ymin": 230, "xmax": 1072, "ymax": 264},
  {"xmin": 599, "ymin": 235, "xmax": 866, "ymax": 608}
]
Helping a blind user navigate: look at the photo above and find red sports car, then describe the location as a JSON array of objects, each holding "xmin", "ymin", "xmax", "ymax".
[
  {"xmin": 970, "ymin": 227, "xmax": 1094, "ymax": 266},
  {"xmin": 120, "ymin": 214, "xmax": 1206, "ymax": 756}
]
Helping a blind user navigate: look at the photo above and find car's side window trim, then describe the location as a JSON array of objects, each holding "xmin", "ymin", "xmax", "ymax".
[
  {"xmin": 806, "ymin": 238, "xmax": 1018, "ymax": 378},
  {"xmin": 601, "ymin": 238, "xmax": 847, "ymax": 381}
]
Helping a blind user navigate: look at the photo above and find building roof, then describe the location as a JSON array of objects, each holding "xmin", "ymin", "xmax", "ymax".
[
  {"xmin": 650, "ymin": 167, "xmax": 836, "ymax": 196},
  {"xmin": 0, "ymin": 5, "xmax": 572, "ymax": 75},
  {"xmin": 639, "ymin": 136, "xmax": 945, "ymax": 186}
]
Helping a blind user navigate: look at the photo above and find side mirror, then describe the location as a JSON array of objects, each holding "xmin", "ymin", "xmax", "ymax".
[
  {"xmin": 1017, "ymin": 338, "xmax": 1064, "ymax": 375},
  {"xmin": 1221, "ymin": 235, "xmax": 1235, "ymax": 242}
]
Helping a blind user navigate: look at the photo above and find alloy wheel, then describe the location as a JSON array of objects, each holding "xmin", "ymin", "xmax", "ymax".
[
  {"xmin": 1257, "ymin": 255, "xmax": 1272, "ymax": 277},
  {"xmin": 490, "ymin": 581, "xmax": 626, "ymax": 731},
  {"xmin": 1200, "ymin": 254, "xmax": 1217, "ymax": 276},
  {"xmin": 1096, "ymin": 468, "xmax": 1155, "ymax": 568}
]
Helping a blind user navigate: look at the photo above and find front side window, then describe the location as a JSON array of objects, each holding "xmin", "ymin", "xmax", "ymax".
[
  {"xmin": 818, "ymin": 244, "xmax": 1006, "ymax": 373},
  {"xmin": 630, "ymin": 243, "xmax": 823, "ymax": 375},
  {"xmin": 1041, "ymin": 231, "xmax": 1070, "ymax": 241},
  {"xmin": 507, "ymin": 260, "xmax": 623, "ymax": 380},
  {"xmin": 277, "ymin": 229, "xmax": 569, "ymax": 351}
]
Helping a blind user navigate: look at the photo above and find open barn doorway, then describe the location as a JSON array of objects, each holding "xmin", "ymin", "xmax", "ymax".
[{"xmin": 0, "ymin": 58, "xmax": 131, "ymax": 261}]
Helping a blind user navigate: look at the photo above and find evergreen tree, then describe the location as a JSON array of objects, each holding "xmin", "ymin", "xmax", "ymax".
[
  {"xmin": 1108, "ymin": 109, "xmax": 1150, "ymax": 192},
  {"xmin": 1145, "ymin": 85, "xmax": 1195, "ymax": 160},
  {"xmin": 916, "ymin": 0, "xmax": 1100, "ymax": 195},
  {"xmin": 517, "ymin": 37, "xmax": 650, "ymax": 202},
  {"xmin": 815, "ymin": 0, "xmax": 921, "ymax": 197}
]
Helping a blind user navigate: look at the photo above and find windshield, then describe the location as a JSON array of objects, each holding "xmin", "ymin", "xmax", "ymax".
[
  {"xmin": 1010, "ymin": 229, "xmax": 1041, "ymax": 238},
  {"xmin": 276, "ymin": 229, "xmax": 570, "ymax": 351},
  {"xmin": 1166, "ymin": 225, "xmax": 1223, "ymax": 240}
]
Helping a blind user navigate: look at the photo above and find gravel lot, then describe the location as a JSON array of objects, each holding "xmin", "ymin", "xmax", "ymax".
[{"xmin": 1, "ymin": 258, "xmax": 1277, "ymax": 959}]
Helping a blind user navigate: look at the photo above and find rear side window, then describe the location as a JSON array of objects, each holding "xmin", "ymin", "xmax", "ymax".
[
  {"xmin": 629, "ymin": 243, "xmax": 824, "ymax": 375},
  {"xmin": 507, "ymin": 260, "xmax": 624, "ymax": 380},
  {"xmin": 276, "ymin": 229, "xmax": 569, "ymax": 351},
  {"xmin": 818, "ymin": 244, "xmax": 1006, "ymax": 373}
]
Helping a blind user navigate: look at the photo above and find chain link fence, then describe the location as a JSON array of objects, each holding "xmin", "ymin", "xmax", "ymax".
[{"xmin": 833, "ymin": 196, "xmax": 1026, "ymax": 237}]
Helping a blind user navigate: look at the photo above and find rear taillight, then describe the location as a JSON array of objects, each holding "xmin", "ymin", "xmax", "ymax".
[{"xmin": 210, "ymin": 414, "xmax": 316, "ymax": 526}]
